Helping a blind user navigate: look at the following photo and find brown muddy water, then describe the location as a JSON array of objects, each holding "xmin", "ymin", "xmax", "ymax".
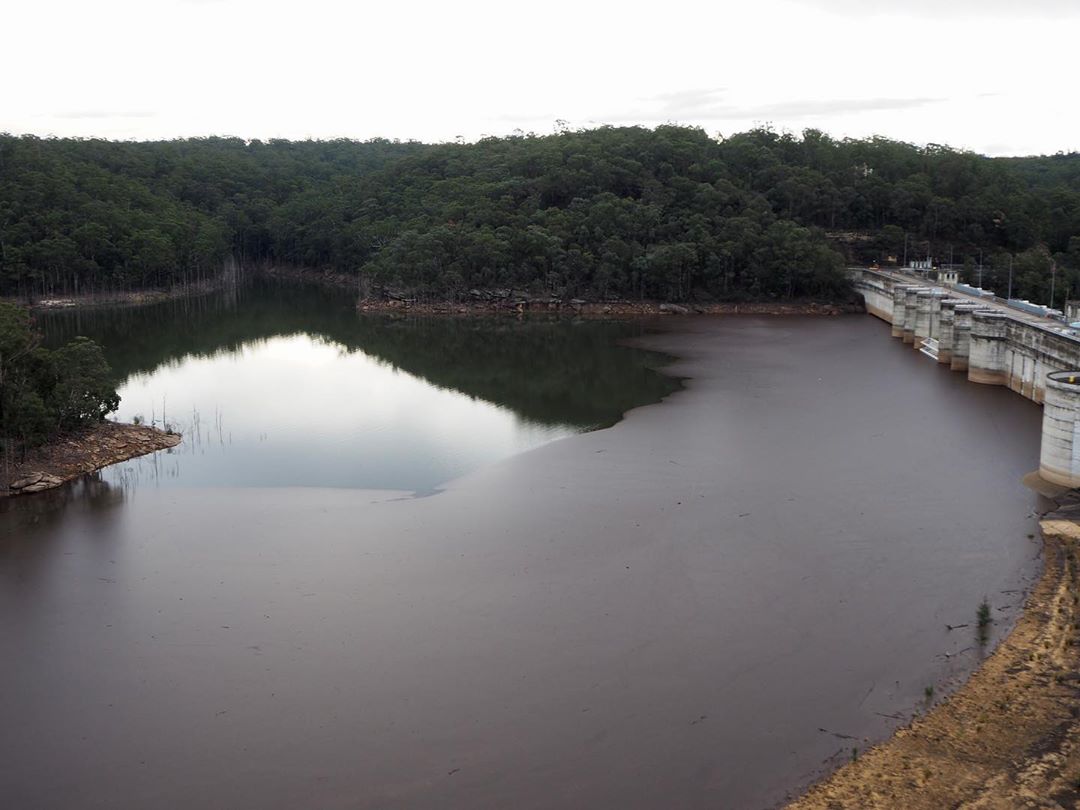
[{"xmin": 0, "ymin": 311, "xmax": 1044, "ymax": 809}]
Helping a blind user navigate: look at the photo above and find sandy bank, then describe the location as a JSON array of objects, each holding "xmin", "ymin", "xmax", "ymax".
[
  {"xmin": 3, "ymin": 422, "xmax": 181, "ymax": 496},
  {"xmin": 788, "ymin": 495, "xmax": 1080, "ymax": 809}
]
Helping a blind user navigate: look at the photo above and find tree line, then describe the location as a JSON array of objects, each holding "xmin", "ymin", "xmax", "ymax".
[{"xmin": 1, "ymin": 127, "xmax": 1078, "ymax": 304}]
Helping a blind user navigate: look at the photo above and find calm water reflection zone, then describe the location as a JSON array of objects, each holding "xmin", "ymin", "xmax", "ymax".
[
  {"xmin": 0, "ymin": 307, "xmax": 1045, "ymax": 809},
  {"xmin": 36, "ymin": 281, "xmax": 680, "ymax": 494}
]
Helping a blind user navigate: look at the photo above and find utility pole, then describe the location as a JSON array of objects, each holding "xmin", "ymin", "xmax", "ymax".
[
  {"xmin": 1007, "ymin": 254, "xmax": 1013, "ymax": 299},
  {"xmin": 902, "ymin": 232, "xmax": 908, "ymax": 268},
  {"xmin": 977, "ymin": 248, "xmax": 983, "ymax": 288},
  {"xmin": 1051, "ymin": 260, "xmax": 1057, "ymax": 309}
]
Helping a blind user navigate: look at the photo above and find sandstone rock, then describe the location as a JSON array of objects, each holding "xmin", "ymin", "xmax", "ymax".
[
  {"xmin": 659, "ymin": 303, "xmax": 690, "ymax": 315},
  {"xmin": 20, "ymin": 475, "xmax": 62, "ymax": 493},
  {"xmin": 10, "ymin": 473, "xmax": 45, "ymax": 490}
]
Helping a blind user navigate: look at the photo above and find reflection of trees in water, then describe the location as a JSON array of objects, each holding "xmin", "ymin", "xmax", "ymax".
[
  {"xmin": 39, "ymin": 280, "xmax": 682, "ymax": 429},
  {"xmin": 79, "ymin": 472, "xmax": 127, "ymax": 512},
  {"xmin": 0, "ymin": 474, "xmax": 126, "ymax": 584},
  {"xmin": 1, "ymin": 473, "xmax": 125, "ymax": 529},
  {"xmin": 105, "ymin": 446, "xmax": 185, "ymax": 487}
]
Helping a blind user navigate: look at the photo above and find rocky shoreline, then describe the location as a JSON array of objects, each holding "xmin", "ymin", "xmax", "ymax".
[
  {"xmin": 356, "ymin": 296, "xmax": 859, "ymax": 318},
  {"xmin": 2, "ymin": 275, "xmax": 232, "ymax": 312},
  {"xmin": 9, "ymin": 265, "xmax": 861, "ymax": 318},
  {"xmin": 257, "ymin": 264, "xmax": 860, "ymax": 317},
  {"xmin": 3, "ymin": 422, "xmax": 181, "ymax": 497},
  {"xmin": 786, "ymin": 492, "xmax": 1080, "ymax": 809}
]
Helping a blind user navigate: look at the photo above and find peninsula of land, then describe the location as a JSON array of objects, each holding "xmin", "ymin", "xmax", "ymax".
[{"xmin": 3, "ymin": 422, "xmax": 180, "ymax": 496}]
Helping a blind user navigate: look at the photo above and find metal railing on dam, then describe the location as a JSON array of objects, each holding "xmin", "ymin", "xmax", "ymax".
[{"xmin": 850, "ymin": 267, "xmax": 1080, "ymax": 488}]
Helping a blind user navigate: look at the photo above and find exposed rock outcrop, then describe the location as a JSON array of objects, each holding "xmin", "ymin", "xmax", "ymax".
[{"xmin": 3, "ymin": 423, "xmax": 181, "ymax": 497}]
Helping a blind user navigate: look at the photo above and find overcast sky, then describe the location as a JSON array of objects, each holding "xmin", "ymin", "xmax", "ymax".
[{"xmin": 4, "ymin": 0, "xmax": 1077, "ymax": 156}]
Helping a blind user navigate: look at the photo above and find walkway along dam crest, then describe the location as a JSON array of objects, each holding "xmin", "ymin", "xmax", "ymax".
[{"xmin": 851, "ymin": 268, "xmax": 1080, "ymax": 488}]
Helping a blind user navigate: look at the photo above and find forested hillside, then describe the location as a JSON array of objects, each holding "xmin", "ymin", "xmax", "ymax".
[{"xmin": 2, "ymin": 127, "xmax": 1078, "ymax": 303}]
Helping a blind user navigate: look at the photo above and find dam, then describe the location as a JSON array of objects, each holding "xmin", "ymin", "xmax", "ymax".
[{"xmin": 853, "ymin": 268, "xmax": 1080, "ymax": 488}]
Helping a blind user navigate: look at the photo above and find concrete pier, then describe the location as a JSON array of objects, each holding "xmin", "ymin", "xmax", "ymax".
[
  {"xmin": 1040, "ymin": 371, "xmax": 1080, "ymax": 487},
  {"xmin": 928, "ymin": 291, "xmax": 947, "ymax": 347},
  {"xmin": 969, "ymin": 310, "xmax": 1009, "ymax": 385},
  {"xmin": 902, "ymin": 287, "xmax": 926, "ymax": 344},
  {"xmin": 937, "ymin": 299, "xmax": 962, "ymax": 365},
  {"xmin": 951, "ymin": 304, "xmax": 978, "ymax": 372},
  {"xmin": 913, "ymin": 290, "xmax": 934, "ymax": 349},
  {"xmin": 891, "ymin": 285, "xmax": 915, "ymax": 338}
]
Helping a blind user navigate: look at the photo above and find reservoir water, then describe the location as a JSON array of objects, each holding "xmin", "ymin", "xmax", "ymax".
[
  {"xmin": 34, "ymin": 283, "xmax": 678, "ymax": 493},
  {"xmin": 0, "ymin": 286, "xmax": 1045, "ymax": 809}
]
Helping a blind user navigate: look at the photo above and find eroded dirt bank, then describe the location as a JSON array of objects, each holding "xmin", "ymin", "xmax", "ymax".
[
  {"xmin": 3, "ymin": 422, "xmax": 181, "ymax": 496},
  {"xmin": 788, "ymin": 498, "xmax": 1080, "ymax": 810}
]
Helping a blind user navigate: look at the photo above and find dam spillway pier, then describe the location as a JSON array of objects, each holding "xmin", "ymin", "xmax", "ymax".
[
  {"xmin": 1040, "ymin": 372, "xmax": 1080, "ymax": 487},
  {"xmin": 969, "ymin": 310, "xmax": 1009, "ymax": 386},
  {"xmin": 951, "ymin": 304, "xmax": 979, "ymax": 372},
  {"xmin": 853, "ymin": 267, "xmax": 1080, "ymax": 489}
]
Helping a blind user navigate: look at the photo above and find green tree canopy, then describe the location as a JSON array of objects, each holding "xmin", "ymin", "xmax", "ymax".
[
  {"xmin": 0, "ymin": 303, "xmax": 119, "ymax": 449},
  {"xmin": 2, "ymin": 126, "xmax": 1078, "ymax": 303}
]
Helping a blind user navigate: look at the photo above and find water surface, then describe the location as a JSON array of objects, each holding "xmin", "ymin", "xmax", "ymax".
[
  {"xmin": 1, "ymin": 309, "xmax": 1045, "ymax": 809},
  {"xmin": 38, "ymin": 282, "xmax": 678, "ymax": 493}
]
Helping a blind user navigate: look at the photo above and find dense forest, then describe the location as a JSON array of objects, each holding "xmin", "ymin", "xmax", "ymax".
[{"xmin": 2, "ymin": 127, "xmax": 1079, "ymax": 304}]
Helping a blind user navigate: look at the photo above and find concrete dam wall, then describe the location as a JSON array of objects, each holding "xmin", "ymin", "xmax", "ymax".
[{"xmin": 852, "ymin": 269, "xmax": 1080, "ymax": 488}]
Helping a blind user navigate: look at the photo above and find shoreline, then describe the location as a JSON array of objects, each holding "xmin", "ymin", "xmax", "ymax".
[
  {"xmin": 356, "ymin": 297, "xmax": 859, "ymax": 318},
  {"xmin": 3, "ymin": 422, "xmax": 181, "ymax": 497},
  {"xmin": 786, "ymin": 489, "xmax": 1080, "ymax": 809},
  {"xmin": 3, "ymin": 275, "xmax": 231, "ymax": 312},
  {"xmin": 258, "ymin": 264, "xmax": 861, "ymax": 317},
  {"xmin": 7, "ymin": 264, "xmax": 863, "ymax": 318}
]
